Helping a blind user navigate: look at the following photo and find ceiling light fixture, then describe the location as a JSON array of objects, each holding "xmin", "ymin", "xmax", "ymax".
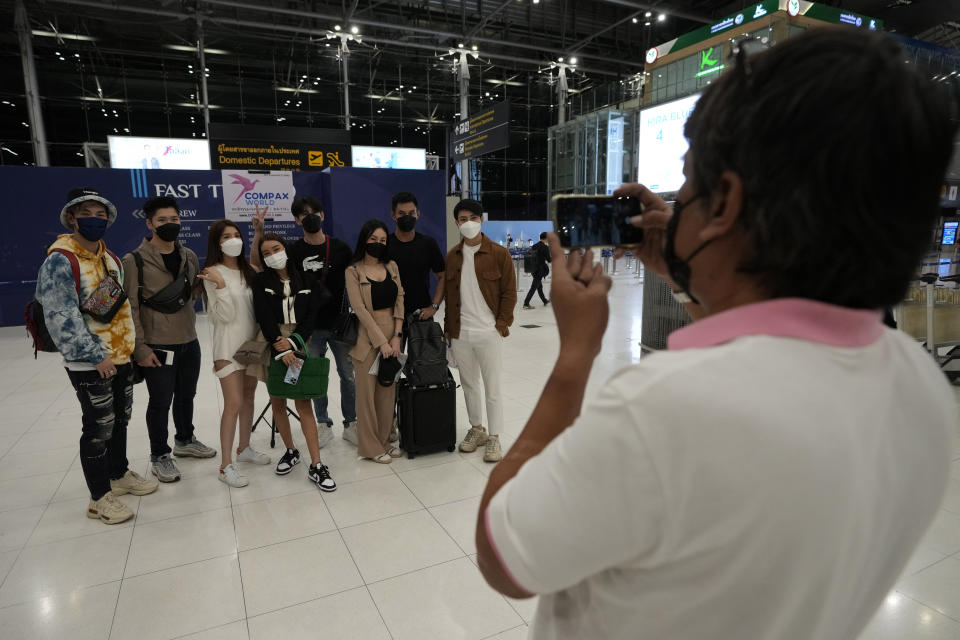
[
  {"xmin": 31, "ymin": 29, "xmax": 96, "ymax": 41},
  {"xmin": 164, "ymin": 44, "xmax": 231, "ymax": 55}
]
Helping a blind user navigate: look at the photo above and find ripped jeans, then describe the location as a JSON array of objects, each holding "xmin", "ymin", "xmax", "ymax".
[{"xmin": 66, "ymin": 364, "xmax": 133, "ymax": 501}]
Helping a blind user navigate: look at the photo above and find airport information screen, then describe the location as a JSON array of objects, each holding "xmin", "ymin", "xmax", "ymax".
[
  {"xmin": 351, "ymin": 146, "xmax": 426, "ymax": 170},
  {"xmin": 636, "ymin": 93, "xmax": 700, "ymax": 193},
  {"xmin": 108, "ymin": 136, "xmax": 211, "ymax": 170}
]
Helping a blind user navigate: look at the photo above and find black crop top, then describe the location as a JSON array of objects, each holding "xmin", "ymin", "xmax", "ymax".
[{"xmin": 369, "ymin": 276, "xmax": 398, "ymax": 310}]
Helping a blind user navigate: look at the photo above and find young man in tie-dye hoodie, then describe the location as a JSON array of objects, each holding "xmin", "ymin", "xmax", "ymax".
[{"xmin": 35, "ymin": 187, "xmax": 158, "ymax": 524}]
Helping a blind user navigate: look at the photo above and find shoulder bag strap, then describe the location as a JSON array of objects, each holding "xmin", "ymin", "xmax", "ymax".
[
  {"xmin": 321, "ymin": 237, "xmax": 331, "ymax": 284},
  {"xmin": 50, "ymin": 248, "xmax": 82, "ymax": 297},
  {"xmin": 132, "ymin": 251, "xmax": 145, "ymax": 304}
]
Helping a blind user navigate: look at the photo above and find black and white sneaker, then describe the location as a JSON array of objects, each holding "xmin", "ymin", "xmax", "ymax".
[
  {"xmin": 307, "ymin": 463, "xmax": 337, "ymax": 492},
  {"xmin": 275, "ymin": 448, "xmax": 301, "ymax": 476}
]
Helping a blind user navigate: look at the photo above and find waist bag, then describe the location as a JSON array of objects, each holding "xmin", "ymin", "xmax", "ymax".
[{"xmin": 133, "ymin": 251, "xmax": 193, "ymax": 314}]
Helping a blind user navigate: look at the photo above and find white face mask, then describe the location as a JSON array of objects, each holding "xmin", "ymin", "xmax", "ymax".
[
  {"xmin": 264, "ymin": 251, "xmax": 288, "ymax": 270},
  {"xmin": 220, "ymin": 237, "xmax": 243, "ymax": 257},
  {"xmin": 459, "ymin": 221, "xmax": 482, "ymax": 240}
]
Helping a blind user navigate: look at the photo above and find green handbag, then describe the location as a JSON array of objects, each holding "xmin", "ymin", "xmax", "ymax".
[{"xmin": 266, "ymin": 333, "xmax": 330, "ymax": 400}]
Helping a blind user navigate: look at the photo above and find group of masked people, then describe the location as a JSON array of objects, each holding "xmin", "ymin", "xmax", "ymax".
[{"xmin": 37, "ymin": 187, "xmax": 517, "ymax": 525}]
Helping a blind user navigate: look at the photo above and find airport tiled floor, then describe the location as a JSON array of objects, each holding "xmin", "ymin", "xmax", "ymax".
[{"xmin": 0, "ymin": 268, "xmax": 958, "ymax": 639}]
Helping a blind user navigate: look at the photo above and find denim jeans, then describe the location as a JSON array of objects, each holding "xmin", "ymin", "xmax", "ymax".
[
  {"xmin": 66, "ymin": 363, "xmax": 133, "ymax": 500},
  {"xmin": 142, "ymin": 339, "xmax": 201, "ymax": 457},
  {"xmin": 308, "ymin": 329, "xmax": 357, "ymax": 425}
]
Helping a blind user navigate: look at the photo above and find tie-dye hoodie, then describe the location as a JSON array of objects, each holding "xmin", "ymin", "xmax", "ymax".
[{"xmin": 35, "ymin": 234, "xmax": 136, "ymax": 369}]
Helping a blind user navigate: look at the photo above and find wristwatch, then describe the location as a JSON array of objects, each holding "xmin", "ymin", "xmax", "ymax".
[
  {"xmin": 395, "ymin": 332, "xmax": 403, "ymax": 338},
  {"xmin": 431, "ymin": 303, "xmax": 440, "ymax": 310}
]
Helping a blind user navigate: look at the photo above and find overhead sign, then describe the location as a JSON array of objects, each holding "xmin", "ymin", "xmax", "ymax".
[
  {"xmin": 647, "ymin": 1, "xmax": 882, "ymax": 64},
  {"xmin": 351, "ymin": 145, "xmax": 426, "ymax": 169},
  {"xmin": 209, "ymin": 123, "xmax": 352, "ymax": 172},
  {"xmin": 451, "ymin": 101, "xmax": 510, "ymax": 163},
  {"xmin": 108, "ymin": 136, "xmax": 211, "ymax": 170},
  {"xmin": 221, "ymin": 170, "xmax": 297, "ymax": 222}
]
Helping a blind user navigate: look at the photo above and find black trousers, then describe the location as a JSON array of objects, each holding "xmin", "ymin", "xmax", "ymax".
[
  {"xmin": 142, "ymin": 339, "xmax": 201, "ymax": 457},
  {"xmin": 524, "ymin": 275, "xmax": 548, "ymax": 306},
  {"xmin": 66, "ymin": 364, "xmax": 133, "ymax": 500}
]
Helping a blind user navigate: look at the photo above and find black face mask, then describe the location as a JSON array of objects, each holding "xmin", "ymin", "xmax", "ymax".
[
  {"xmin": 396, "ymin": 215, "xmax": 417, "ymax": 232},
  {"xmin": 302, "ymin": 213, "xmax": 323, "ymax": 234},
  {"xmin": 664, "ymin": 193, "xmax": 712, "ymax": 305},
  {"xmin": 365, "ymin": 242, "xmax": 388, "ymax": 260},
  {"xmin": 154, "ymin": 223, "xmax": 181, "ymax": 243}
]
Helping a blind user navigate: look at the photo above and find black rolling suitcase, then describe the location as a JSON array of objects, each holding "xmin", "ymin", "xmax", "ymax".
[{"xmin": 396, "ymin": 374, "xmax": 457, "ymax": 458}]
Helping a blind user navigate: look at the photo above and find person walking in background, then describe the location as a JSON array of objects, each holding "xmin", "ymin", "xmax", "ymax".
[
  {"xmin": 196, "ymin": 220, "xmax": 271, "ymax": 488},
  {"xmin": 122, "ymin": 196, "xmax": 216, "ymax": 484},
  {"xmin": 444, "ymin": 199, "xmax": 516, "ymax": 463},
  {"xmin": 523, "ymin": 232, "xmax": 551, "ymax": 310},
  {"xmin": 35, "ymin": 187, "xmax": 157, "ymax": 524},
  {"xmin": 251, "ymin": 233, "xmax": 336, "ymax": 491},
  {"xmin": 346, "ymin": 220, "xmax": 405, "ymax": 464},
  {"xmin": 254, "ymin": 196, "xmax": 359, "ymax": 448}
]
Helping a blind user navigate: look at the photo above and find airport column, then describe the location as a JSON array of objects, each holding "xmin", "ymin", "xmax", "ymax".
[{"xmin": 13, "ymin": 0, "xmax": 49, "ymax": 166}]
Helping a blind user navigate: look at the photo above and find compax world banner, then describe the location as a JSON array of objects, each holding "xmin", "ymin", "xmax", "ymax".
[{"xmin": 221, "ymin": 170, "xmax": 297, "ymax": 222}]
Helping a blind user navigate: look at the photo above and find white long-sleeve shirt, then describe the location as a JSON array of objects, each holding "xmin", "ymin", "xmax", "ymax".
[{"xmin": 203, "ymin": 264, "xmax": 258, "ymax": 363}]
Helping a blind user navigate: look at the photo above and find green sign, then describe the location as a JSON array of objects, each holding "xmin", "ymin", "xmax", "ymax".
[
  {"xmin": 653, "ymin": 1, "xmax": 883, "ymax": 59},
  {"xmin": 801, "ymin": 3, "xmax": 883, "ymax": 31},
  {"xmin": 699, "ymin": 47, "xmax": 720, "ymax": 72},
  {"xmin": 670, "ymin": 1, "xmax": 780, "ymax": 52}
]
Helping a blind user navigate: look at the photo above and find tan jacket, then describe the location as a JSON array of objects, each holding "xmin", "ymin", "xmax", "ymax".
[
  {"xmin": 121, "ymin": 238, "xmax": 200, "ymax": 361},
  {"xmin": 345, "ymin": 260, "xmax": 405, "ymax": 361},
  {"xmin": 443, "ymin": 234, "xmax": 517, "ymax": 340}
]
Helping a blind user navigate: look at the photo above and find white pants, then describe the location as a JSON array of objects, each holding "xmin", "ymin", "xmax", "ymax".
[{"xmin": 451, "ymin": 330, "xmax": 503, "ymax": 436}]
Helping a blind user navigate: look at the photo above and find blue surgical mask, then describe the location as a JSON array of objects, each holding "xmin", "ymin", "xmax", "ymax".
[{"xmin": 76, "ymin": 217, "xmax": 108, "ymax": 242}]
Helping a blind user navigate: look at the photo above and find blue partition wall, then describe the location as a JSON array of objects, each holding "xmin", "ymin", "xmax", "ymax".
[
  {"xmin": 0, "ymin": 166, "xmax": 446, "ymax": 327},
  {"xmin": 319, "ymin": 167, "xmax": 446, "ymax": 249}
]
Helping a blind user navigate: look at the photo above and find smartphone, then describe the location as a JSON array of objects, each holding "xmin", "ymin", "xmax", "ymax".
[
  {"xmin": 284, "ymin": 357, "xmax": 304, "ymax": 385},
  {"xmin": 153, "ymin": 349, "xmax": 175, "ymax": 366},
  {"xmin": 551, "ymin": 194, "xmax": 643, "ymax": 248}
]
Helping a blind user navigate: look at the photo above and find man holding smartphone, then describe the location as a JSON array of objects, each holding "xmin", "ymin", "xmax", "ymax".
[
  {"xmin": 475, "ymin": 30, "xmax": 958, "ymax": 640},
  {"xmin": 123, "ymin": 196, "xmax": 216, "ymax": 483}
]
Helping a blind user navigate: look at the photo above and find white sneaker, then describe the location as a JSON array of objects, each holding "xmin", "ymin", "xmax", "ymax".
[
  {"xmin": 317, "ymin": 424, "xmax": 334, "ymax": 449},
  {"xmin": 219, "ymin": 463, "xmax": 249, "ymax": 487},
  {"xmin": 342, "ymin": 421, "xmax": 359, "ymax": 446},
  {"xmin": 236, "ymin": 446, "xmax": 271, "ymax": 465}
]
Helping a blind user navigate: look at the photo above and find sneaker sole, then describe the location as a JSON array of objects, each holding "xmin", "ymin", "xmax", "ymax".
[
  {"xmin": 309, "ymin": 475, "xmax": 337, "ymax": 492},
  {"xmin": 151, "ymin": 467, "xmax": 181, "ymax": 483},
  {"xmin": 238, "ymin": 456, "xmax": 272, "ymax": 465},
  {"xmin": 173, "ymin": 448, "xmax": 217, "ymax": 459},
  {"xmin": 87, "ymin": 507, "xmax": 134, "ymax": 524},
  {"xmin": 275, "ymin": 459, "xmax": 301, "ymax": 476},
  {"xmin": 110, "ymin": 484, "xmax": 159, "ymax": 496},
  {"xmin": 219, "ymin": 475, "xmax": 249, "ymax": 488}
]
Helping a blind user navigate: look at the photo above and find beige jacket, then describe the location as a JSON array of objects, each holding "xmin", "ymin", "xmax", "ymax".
[
  {"xmin": 121, "ymin": 238, "xmax": 200, "ymax": 361},
  {"xmin": 345, "ymin": 261, "xmax": 405, "ymax": 361}
]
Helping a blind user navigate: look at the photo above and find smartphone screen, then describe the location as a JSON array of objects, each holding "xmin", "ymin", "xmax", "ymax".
[
  {"xmin": 153, "ymin": 350, "xmax": 168, "ymax": 366},
  {"xmin": 551, "ymin": 195, "xmax": 643, "ymax": 248}
]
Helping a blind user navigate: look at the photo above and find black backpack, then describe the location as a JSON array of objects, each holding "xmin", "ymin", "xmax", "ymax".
[{"xmin": 403, "ymin": 314, "xmax": 450, "ymax": 387}]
